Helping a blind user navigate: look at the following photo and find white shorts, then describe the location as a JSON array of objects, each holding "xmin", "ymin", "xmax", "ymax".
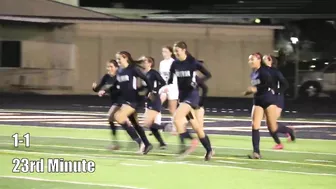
[{"xmin": 160, "ymin": 84, "xmax": 179, "ymax": 100}]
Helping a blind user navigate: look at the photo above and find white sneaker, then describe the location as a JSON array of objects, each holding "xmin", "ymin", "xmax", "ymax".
[{"xmin": 136, "ymin": 142, "xmax": 145, "ymax": 154}]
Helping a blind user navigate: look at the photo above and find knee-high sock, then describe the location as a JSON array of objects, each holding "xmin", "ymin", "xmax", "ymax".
[
  {"xmin": 252, "ymin": 129, "xmax": 260, "ymax": 154},
  {"xmin": 199, "ymin": 135, "xmax": 212, "ymax": 152},
  {"xmin": 277, "ymin": 122, "xmax": 295, "ymax": 140},
  {"xmin": 120, "ymin": 123, "xmax": 141, "ymax": 145},
  {"xmin": 150, "ymin": 124, "xmax": 165, "ymax": 145}
]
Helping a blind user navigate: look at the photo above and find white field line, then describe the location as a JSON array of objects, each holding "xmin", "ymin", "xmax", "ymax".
[
  {"xmin": 1, "ymin": 109, "xmax": 336, "ymax": 124},
  {"xmin": 0, "ymin": 149, "xmax": 335, "ymax": 177},
  {"xmin": 1, "ymin": 134, "xmax": 334, "ymax": 156},
  {"xmin": 0, "ymin": 175, "xmax": 146, "ymax": 189},
  {"xmin": 0, "ymin": 124, "xmax": 335, "ymax": 143},
  {"xmin": 120, "ymin": 163, "xmax": 151, "ymax": 167},
  {"xmin": 0, "ymin": 119, "xmax": 107, "ymax": 122},
  {"xmin": 216, "ymin": 160, "xmax": 247, "ymax": 165},
  {"xmin": 0, "ymin": 116, "xmax": 94, "ymax": 119},
  {"xmin": 305, "ymin": 159, "xmax": 334, "ymax": 163},
  {"xmin": 0, "ymin": 113, "xmax": 19, "ymax": 115},
  {"xmin": 1, "ymin": 142, "xmax": 335, "ymax": 168}
]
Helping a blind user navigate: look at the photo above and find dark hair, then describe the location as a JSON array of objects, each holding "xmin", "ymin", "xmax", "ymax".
[
  {"xmin": 108, "ymin": 59, "xmax": 119, "ymax": 67},
  {"xmin": 117, "ymin": 51, "xmax": 143, "ymax": 66},
  {"xmin": 146, "ymin": 56, "xmax": 155, "ymax": 68},
  {"xmin": 163, "ymin": 46, "xmax": 176, "ymax": 59},
  {"xmin": 270, "ymin": 55, "xmax": 278, "ymax": 68},
  {"xmin": 174, "ymin": 41, "xmax": 191, "ymax": 56}
]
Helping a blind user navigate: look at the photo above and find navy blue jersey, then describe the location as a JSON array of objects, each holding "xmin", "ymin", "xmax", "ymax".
[
  {"xmin": 250, "ymin": 66, "xmax": 275, "ymax": 97},
  {"xmin": 116, "ymin": 65, "xmax": 153, "ymax": 102},
  {"xmin": 144, "ymin": 69, "xmax": 166, "ymax": 93},
  {"xmin": 168, "ymin": 55, "xmax": 211, "ymax": 92},
  {"xmin": 93, "ymin": 74, "xmax": 120, "ymax": 102},
  {"xmin": 268, "ymin": 67, "xmax": 289, "ymax": 95},
  {"xmin": 196, "ymin": 76, "xmax": 208, "ymax": 107}
]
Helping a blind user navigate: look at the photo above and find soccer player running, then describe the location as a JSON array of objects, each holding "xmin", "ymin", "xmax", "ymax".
[
  {"xmin": 167, "ymin": 41, "xmax": 214, "ymax": 161},
  {"xmin": 92, "ymin": 59, "xmax": 145, "ymax": 152},
  {"xmin": 159, "ymin": 46, "xmax": 179, "ymax": 133},
  {"xmin": 244, "ymin": 53, "xmax": 281, "ymax": 159},
  {"xmin": 193, "ymin": 61, "xmax": 208, "ymax": 128},
  {"xmin": 113, "ymin": 51, "xmax": 154, "ymax": 155},
  {"xmin": 139, "ymin": 56, "xmax": 168, "ymax": 149},
  {"xmin": 263, "ymin": 55, "xmax": 296, "ymax": 149}
]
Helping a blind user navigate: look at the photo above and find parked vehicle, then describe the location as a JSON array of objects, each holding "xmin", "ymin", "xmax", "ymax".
[
  {"xmin": 279, "ymin": 59, "xmax": 336, "ymax": 98},
  {"xmin": 299, "ymin": 61, "xmax": 336, "ymax": 98}
]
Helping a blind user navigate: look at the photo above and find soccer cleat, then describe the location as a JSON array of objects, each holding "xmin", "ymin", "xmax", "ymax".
[
  {"xmin": 204, "ymin": 149, "xmax": 215, "ymax": 161},
  {"xmin": 248, "ymin": 152, "xmax": 262, "ymax": 159},
  {"xmin": 178, "ymin": 139, "xmax": 199, "ymax": 159},
  {"xmin": 143, "ymin": 144, "xmax": 153, "ymax": 155},
  {"xmin": 273, "ymin": 144, "xmax": 284, "ymax": 150},
  {"xmin": 286, "ymin": 126, "xmax": 296, "ymax": 142},
  {"xmin": 159, "ymin": 143, "xmax": 167, "ymax": 150},
  {"xmin": 107, "ymin": 144, "xmax": 120, "ymax": 151},
  {"xmin": 136, "ymin": 142, "xmax": 145, "ymax": 154}
]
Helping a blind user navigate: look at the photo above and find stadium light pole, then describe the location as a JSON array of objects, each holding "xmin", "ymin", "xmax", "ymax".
[{"xmin": 290, "ymin": 37, "xmax": 300, "ymax": 99}]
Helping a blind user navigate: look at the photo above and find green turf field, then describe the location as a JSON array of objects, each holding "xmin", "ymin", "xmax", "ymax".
[{"xmin": 0, "ymin": 124, "xmax": 335, "ymax": 189}]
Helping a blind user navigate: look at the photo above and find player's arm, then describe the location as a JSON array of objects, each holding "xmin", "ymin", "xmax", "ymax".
[
  {"xmin": 154, "ymin": 71, "xmax": 167, "ymax": 92},
  {"xmin": 197, "ymin": 77, "xmax": 208, "ymax": 107},
  {"xmin": 196, "ymin": 61, "xmax": 212, "ymax": 82},
  {"xmin": 167, "ymin": 62, "xmax": 175, "ymax": 85},
  {"xmin": 92, "ymin": 74, "xmax": 109, "ymax": 92},
  {"xmin": 134, "ymin": 68, "xmax": 153, "ymax": 92},
  {"xmin": 275, "ymin": 71, "xmax": 289, "ymax": 94}
]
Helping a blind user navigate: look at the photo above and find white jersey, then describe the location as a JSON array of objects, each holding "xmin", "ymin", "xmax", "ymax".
[{"xmin": 159, "ymin": 58, "xmax": 177, "ymax": 85}]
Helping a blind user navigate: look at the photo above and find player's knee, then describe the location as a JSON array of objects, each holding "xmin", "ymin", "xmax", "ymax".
[{"xmin": 251, "ymin": 122, "xmax": 261, "ymax": 130}]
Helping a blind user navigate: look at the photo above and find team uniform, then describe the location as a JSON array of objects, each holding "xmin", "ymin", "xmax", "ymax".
[
  {"xmin": 168, "ymin": 55, "xmax": 213, "ymax": 160},
  {"xmin": 168, "ymin": 56, "xmax": 211, "ymax": 108},
  {"xmin": 159, "ymin": 58, "xmax": 179, "ymax": 100},
  {"xmin": 116, "ymin": 65, "xmax": 153, "ymax": 108},
  {"xmin": 93, "ymin": 73, "xmax": 146, "ymax": 151},
  {"xmin": 196, "ymin": 76, "xmax": 208, "ymax": 109},
  {"xmin": 267, "ymin": 67, "xmax": 296, "ymax": 143},
  {"xmin": 93, "ymin": 74, "xmax": 121, "ymax": 106},
  {"xmin": 116, "ymin": 64, "xmax": 154, "ymax": 154},
  {"xmin": 250, "ymin": 66, "xmax": 276, "ymax": 109},
  {"xmin": 144, "ymin": 69, "xmax": 166, "ymax": 112},
  {"xmin": 249, "ymin": 65, "xmax": 277, "ymax": 158},
  {"xmin": 186, "ymin": 76, "xmax": 208, "ymax": 121},
  {"xmin": 142, "ymin": 68, "xmax": 167, "ymax": 148},
  {"xmin": 268, "ymin": 67, "xmax": 289, "ymax": 109}
]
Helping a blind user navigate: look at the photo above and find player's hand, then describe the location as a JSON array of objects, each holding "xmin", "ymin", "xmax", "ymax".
[
  {"xmin": 190, "ymin": 81, "xmax": 197, "ymax": 89},
  {"xmin": 92, "ymin": 82, "xmax": 97, "ymax": 89},
  {"xmin": 247, "ymin": 86, "xmax": 257, "ymax": 93},
  {"xmin": 242, "ymin": 91, "xmax": 252, "ymax": 96},
  {"xmin": 98, "ymin": 90, "xmax": 105, "ymax": 97}
]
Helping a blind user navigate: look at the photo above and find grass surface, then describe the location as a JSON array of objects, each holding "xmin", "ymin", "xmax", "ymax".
[{"xmin": 0, "ymin": 125, "xmax": 336, "ymax": 189}]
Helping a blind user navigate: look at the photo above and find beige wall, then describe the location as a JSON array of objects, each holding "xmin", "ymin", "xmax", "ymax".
[
  {"xmin": 74, "ymin": 22, "xmax": 275, "ymax": 96},
  {"xmin": 0, "ymin": 24, "xmax": 75, "ymax": 93},
  {"xmin": 0, "ymin": 21, "xmax": 276, "ymax": 96}
]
